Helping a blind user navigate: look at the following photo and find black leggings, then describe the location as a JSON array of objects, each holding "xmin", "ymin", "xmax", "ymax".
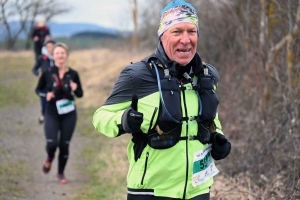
[
  {"xmin": 40, "ymin": 88, "xmax": 47, "ymax": 115},
  {"xmin": 127, "ymin": 193, "xmax": 210, "ymax": 200},
  {"xmin": 44, "ymin": 105, "xmax": 77, "ymax": 174}
]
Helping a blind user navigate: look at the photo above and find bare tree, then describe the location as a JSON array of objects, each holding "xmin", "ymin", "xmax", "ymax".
[
  {"xmin": 0, "ymin": 0, "xmax": 8, "ymax": 23},
  {"xmin": 0, "ymin": 0, "xmax": 71, "ymax": 50},
  {"xmin": 138, "ymin": 0, "xmax": 170, "ymax": 49},
  {"xmin": 129, "ymin": 0, "xmax": 139, "ymax": 48},
  {"xmin": 24, "ymin": 0, "xmax": 71, "ymax": 50},
  {"xmin": 0, "ymin": 0, "xmax": 21, "ymax": 50}
]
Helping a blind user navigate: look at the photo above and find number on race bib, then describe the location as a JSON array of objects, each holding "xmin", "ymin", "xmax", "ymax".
[
  {"xmin": 56, "ymin": 99, "xmax": 75, "ymax": 115},
  {"xmin": 192, "ymin": 145, "xmax": 219, "ymax": 187}
]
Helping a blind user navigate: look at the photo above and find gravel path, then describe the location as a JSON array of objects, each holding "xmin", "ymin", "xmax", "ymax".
[{"xmin": 0, "ymin": 99, "xmax": 87, "ymax": 200}]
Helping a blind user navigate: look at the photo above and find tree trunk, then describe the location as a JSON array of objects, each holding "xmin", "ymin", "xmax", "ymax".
[{"xmin": 131, "ymin": 0, "xmax": 139, "ymax": 48}]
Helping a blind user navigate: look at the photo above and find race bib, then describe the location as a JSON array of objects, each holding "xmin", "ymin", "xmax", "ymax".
[
  {"xmin": 56, "ymin": 99, "xmax": 75, "ymax": 115},
  {"xmin": 192, "ymin": 145, "xmax": 219, "ymax": 187}
]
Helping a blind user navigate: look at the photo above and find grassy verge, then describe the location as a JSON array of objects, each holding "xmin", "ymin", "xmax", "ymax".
[
  {"xmin": 0, "ymin": 158, "xmax": 29, "ymax": 199},
  {"xmin": 0, "ymin": 53, "xmax": 35, "ymax": 107},
  {"xmin": 0, "ymin": 53, "xmax": 34, "ymax": 199},
  {"xmin": 74, "ymin": 107, "xmax": 129, "ymax": 200}
]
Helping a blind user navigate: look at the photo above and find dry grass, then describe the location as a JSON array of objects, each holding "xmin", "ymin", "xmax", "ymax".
[
  {"xmin": 68, "ymin": 48, "xmax": 151, "ymax": 108},
  {"xmin": 0, "ymin": 52, "xmax": 35, "ymax": 107},
  {"xmin": 0, "ymin": 51, "xmax": 33, "ymax": 58}
]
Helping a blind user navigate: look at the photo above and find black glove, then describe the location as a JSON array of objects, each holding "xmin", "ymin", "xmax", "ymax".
[
  {"xmin": 121, "ymin": 94, "xmax": 144, "ymax": 133},
  {"xmin": 210, "ymin": 132, "xmax": 231, "ymax": 160}
]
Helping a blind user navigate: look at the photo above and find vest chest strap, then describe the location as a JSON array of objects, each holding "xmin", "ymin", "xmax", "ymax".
[{"xmin": 179, "ymin": 135, "xmax": 198, "ymax": 140}]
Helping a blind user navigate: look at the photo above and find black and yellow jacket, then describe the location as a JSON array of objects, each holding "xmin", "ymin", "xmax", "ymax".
[{"xmin": 93, "ymin": 43, "xmax": 224, "ymax": 199}]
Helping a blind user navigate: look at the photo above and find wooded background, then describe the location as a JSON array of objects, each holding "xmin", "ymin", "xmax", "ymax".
[{"xmin": 139, "ymin": 0, "xmax": 300, "ymax": 197}]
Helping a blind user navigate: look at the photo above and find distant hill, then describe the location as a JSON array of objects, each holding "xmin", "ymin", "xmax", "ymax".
[
  {"xmin": 71, "ymin": 31, "xmax": 119, "ymax": 39},
  {"xmin": 0, "ymin": 21, "xmax": 120, "ymax": 40},
  {"xmin": 48, "ymin": 22, "xmax": 119, "ymax": 38}
]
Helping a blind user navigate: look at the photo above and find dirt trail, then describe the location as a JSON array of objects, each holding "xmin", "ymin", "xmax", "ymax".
[{"xmin": 0, "ymin": 98, "xmax": 87, "ymax": 200}]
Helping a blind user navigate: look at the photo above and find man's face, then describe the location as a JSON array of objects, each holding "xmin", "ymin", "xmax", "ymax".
[
  {"xmin": 161, "ymin": 22, "xmax": 198, "ymax": 66},
  {"xmin": 46, "ymin": 43, "xmax": 54, "ymax": 55}
]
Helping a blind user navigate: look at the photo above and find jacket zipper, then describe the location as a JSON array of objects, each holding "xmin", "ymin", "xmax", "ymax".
[
  {"xmin": 141, "ymin": 152, "xmax": 149, "ymax": 185},
  {"xmin": 147, "ymin": 107, "xmax": 158, "ymax": 133},
  {"xmin": 181, "ymin": 82, "xmax": 189, "ymax": 200}
]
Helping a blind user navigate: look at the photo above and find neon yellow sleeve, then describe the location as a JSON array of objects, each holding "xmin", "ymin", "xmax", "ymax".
[
  {"xmin": 92, "ymin": 101, "xmax": 130, "ymax": 138},
  {"xmin": 213, "ymin": 112, "xmax": 224, "ymax": 134}
]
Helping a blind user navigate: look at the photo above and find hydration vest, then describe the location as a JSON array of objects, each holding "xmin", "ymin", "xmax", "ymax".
[
  {"xmin": 49, "ymin": 68, "xmax": 72, "ymax": 97},
  {"xmin": 141, "ymin": 54, "xmax": 219, "ymax": 149}
]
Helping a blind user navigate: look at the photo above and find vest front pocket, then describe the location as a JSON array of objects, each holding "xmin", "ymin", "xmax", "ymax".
[{"xmin": 159, "ymin": 78, "xmax": 181, "ymax": 123}]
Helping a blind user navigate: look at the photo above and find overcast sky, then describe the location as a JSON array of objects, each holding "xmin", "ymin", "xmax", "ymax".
[{"xmin": 51, "ymin": 0, "xmax": 135, "ymax": 31}]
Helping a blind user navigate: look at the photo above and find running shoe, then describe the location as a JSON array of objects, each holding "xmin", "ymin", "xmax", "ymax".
[
  {"xmin": 38, "ymin": 115, "xmax": 44, "ymax": 124},
  {"xmin": 57, "ymin": 174, "xmax": 67, "ymax": 184},
  {"xmin": 42, "ymin": 160, "xmax": 52, "ymax": 174}
]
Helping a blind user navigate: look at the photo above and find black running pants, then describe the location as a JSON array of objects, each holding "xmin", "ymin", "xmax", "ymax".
[
  {"xmin": 44, "ymin": 105, "xmax": 77, "ymax": 174},
  {"xmin": 34, "ymin": 42, "xmax": 42, "ymax": 60}
]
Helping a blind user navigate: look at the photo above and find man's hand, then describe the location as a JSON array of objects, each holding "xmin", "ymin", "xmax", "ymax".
[
  {"xmin": 121, "ymin": 94, "xmax": 144, "ymax": 133},
  {"xmin": 210, "ymin": 132, "xmax": 231, "ymax": 160},
  {"xmin": 33, "ymin": 36, "xmax": 39, "ymax": 41}
]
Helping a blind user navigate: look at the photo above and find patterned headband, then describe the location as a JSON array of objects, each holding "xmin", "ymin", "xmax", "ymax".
[{"xmin": 157, "ymin": 5, "xmax": 199, "ymax": 38}]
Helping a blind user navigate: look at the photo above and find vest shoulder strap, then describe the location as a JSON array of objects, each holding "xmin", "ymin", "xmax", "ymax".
[{"xmin": 202, "ymin": 62, "xmax": 220, "ymax": 87}]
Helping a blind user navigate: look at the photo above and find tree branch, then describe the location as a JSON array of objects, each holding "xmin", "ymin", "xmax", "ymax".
[
  {"xmin": 265, "ymin": 0, "xmax": 300, "ymax": 74},
  {"xmin": 1, "ymin": 0, "xmax": 72, "ymax": 50}
]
